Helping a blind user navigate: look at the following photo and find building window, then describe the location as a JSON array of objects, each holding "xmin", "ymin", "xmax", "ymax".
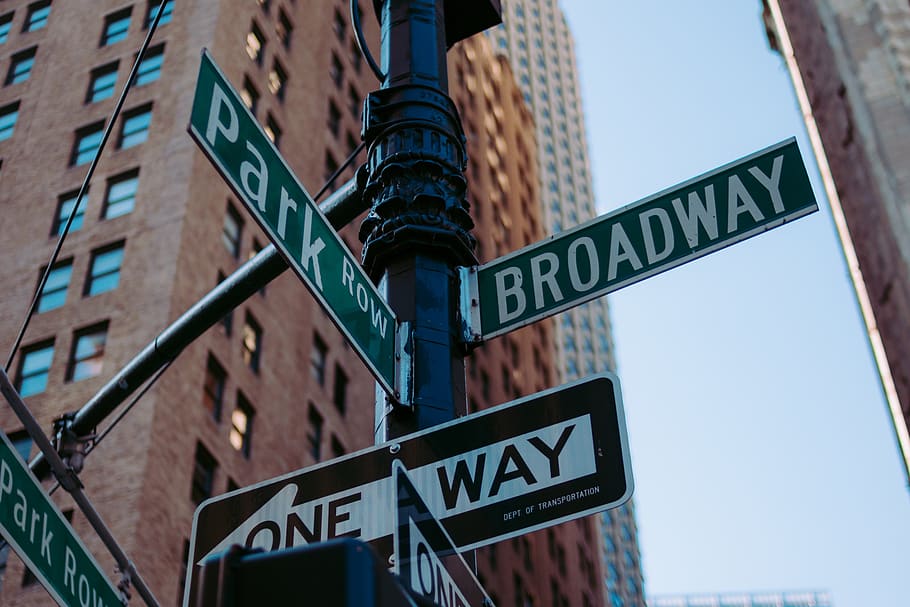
[
  {"xmin": 307, "ymin": 404, "xmax": 323, "ymax": 461},
  {"xmin": 332, "ymin": 364, "xmax": 347, "ymax": 414},
  {"xmin": 328, "ymin": 100, "xmax": 341, "ymax": 136},
  {"xmin": 0, "ymin": 13, "xmax": 12, "ymax": 44},
  {"xmin": 191, "ymin": 442, "xmax": 217, "ymax": 505},
  {"xmin": 310, "ymin": 333, "xmax": 327, "ymax": 386},
  {"xmin": 229, "ymin": 392, "xmax": 254, "ymax": 458},
  {"xmin": 268, "ymin": 59, "xmax": 287, "ymax": 101},
  {"xmin": 87, "ymin": 62, "xmax": 118, "ymax": 103},
  {"xmin": 101, "ymin": 8, "xmax": 132, "ymax": 46},
  {"xmin": 85, "ymin": 242, "xmax": 124, "ymax": 296},
  {"xmin": 53, "ymin": 190, "xmax": 86, "ymax": 236},
  {"xmin": 24, "ymin": 1, "xmax": 51, "ymax": 32},
  {"xmin": 276, "ymin": 9, "xmax": 292, "ymax": 48},
  {"xmin": 240, "ymin": 77, "xmax": 259, "ymax": 113},
  {"xmin": 67, "ymin": 322, "xmax": 108, "ymax": 382},
  {"xmin": 6, "ymin": 430, "xmax": 33, "ymax": 463},
  {"xmin": 118, "ymin": 104, "xmax": 152, "ymax": 149},
  {"xmin": 349, "ymin": 39, "xmax": 362, "ymax": 73},
  {"xmin": 37, "ymin": 259, "xmax": 72, "ymax": 313},
  {"xmin": 324, "ymin": 150, "xmax": 338, "ymax": 183},
  {"xmin": 264, "ymin": 114, "xmax": 281, "ymax": 147},
  {"xmin": 6, "ymin": 47, "xmax": 37, "ymax": 85},
  {"xmin": 135, "ymin": 44, "xmax": 164, "ymax": 85},
  {"xmin": 330, "ymin": 52, "xmax": 343, "ymax": 88},
  {"xmin": 241, "ymin": 313, "xmax": 261, "ymax": 372},
  {"xmin": 102, "ymin": 170, "xmax": 139, "ymax": 219},
  {"xmin": 0, "ymin": 101, "xmax": 18, "ymax": 141},
  {"xmin": 332, "ymin": 9, "xmax": 346, "ymax": 41},
  {"xmin": 71, "ymin": 121, "xmax": 105, "ymax": 166},
  {"xmin": 222, "ymin": 202, "xmax": 243, "ymax": 257},
  {"xmin": 245, "ymin": 21, "xmax": 265, "ymax": 65},
  {"xmin": 145, "ymin": 0, "xmax": 173, "ymax": 28},
  {"xmin": 15, "ymin": 341, "xmax": 54, "ymax": 397},
  {"xmin": 202, "ymin": 354, "xmax": 226, "ymax": 422}
]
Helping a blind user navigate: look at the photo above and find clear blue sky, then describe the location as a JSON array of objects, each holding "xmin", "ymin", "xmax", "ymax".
[{"xmin": 560, "ymin": 1, "xmax": 910, "ymax": 606}]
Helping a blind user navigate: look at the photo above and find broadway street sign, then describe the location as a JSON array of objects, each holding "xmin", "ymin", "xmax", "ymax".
[
  {"xmin": 393, "ymin": 461, "xmax": 492, "ymax": 607},
  {"xmin": 188, "ymin": 50, "xmax": 398, "ymax": 394},
  {"xmin": 183, "ymin": 374, "xmax": 631, "ymax": 605},
  {"xmin": 462, "ymin": 138, "xmax": 818, "ymax": 340},
  {"xmin": 0, "ymin": 422, "xmax": 122, "ymax": 605}
]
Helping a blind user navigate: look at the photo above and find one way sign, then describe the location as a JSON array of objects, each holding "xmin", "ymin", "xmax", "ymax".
[{"xmin": 183, "ymin": 374, "xmax": 632, "ymax": 606}]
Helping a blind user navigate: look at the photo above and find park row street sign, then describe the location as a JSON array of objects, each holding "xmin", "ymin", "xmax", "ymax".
[
  {"xmin": 0, "ymin": 399, "xmax": 122, "ymax": 605},
  {"xmin": 393, "ymin": 461, "xmax": 491, "ymax": 607},
  {"xmin": 461, "ymin": 138, "xmax": 818, "ymax": 341},
  {"xmin": 183, "ymin": 374, "xmax": 631, "ymax": 606},
  {"xmin": 188, "ymin": 50, "xmax": 398, "ymax": 395}
]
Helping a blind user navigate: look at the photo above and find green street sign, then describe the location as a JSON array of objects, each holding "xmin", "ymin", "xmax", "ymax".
[
  {"xmin": 188, "ymin": 50, "xmax": 397, "ymax": 394},
  {"xmin": 0, "ymin": 430, "xmax": 123, "ymax": 606},
  {"xmin": 463, "ymin": 138, "xmax": 818, "ymax": 340}
]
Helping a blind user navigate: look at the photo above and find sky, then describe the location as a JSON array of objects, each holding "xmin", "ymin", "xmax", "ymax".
[{"xmin": 559, "ymin": 1, "xmax": 910, "ymax": 606}]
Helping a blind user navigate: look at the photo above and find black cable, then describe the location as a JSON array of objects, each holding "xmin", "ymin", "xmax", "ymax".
[
  {"xmin": 316, "ymin": 140, "xmax": 365, "ymax": 200},
  {"xmin": 4, "ymin": 4, "xmax": 168, "ymax": 373},
  {"xmin": 352, "ymin": 0, "xmax": 385, "ymax": 82}
]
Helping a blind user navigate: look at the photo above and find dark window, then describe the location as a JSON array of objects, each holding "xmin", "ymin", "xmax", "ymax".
[
  {"xmin": 222, "ymin": 202, "xmax": 243, "ymax": 257},
  {"xmin": 191, "ymin": 442, "xmax": 217, "ymax": 505},
  {"xmin": 71, "ymin": 121, "xmax": 105, "ymax": 166},
  {"xmin": 135, "ymin": 44, "xmax": 164, "ymax": 85},
  {"xmin": 264, "ymin": 114, "xmax": 281, "ymax": 147},
  {"xmin": 324, "ymin": 150, "xmax": 338, "ymax": 184},
  {"xmin": 330, "ymin": 52, "xmax": 343, "ymax": 87},
  {"xmin": 15, "ymin": 340, "xmax": 54, "ymax": 397},
  {"xmin": 349, "ymin": 39, "xmax": 362, "ymax": 73},
  {"xmin": 102, "ymin": 8, "xmax": 132, "ymax": 46},
  {"xmin": 328, "ymin": 100, "xmax": 341, "ymax": 136},
  {"xmin": 230, "ymin": 392, "xmax": 254, "ymax": 458},
  {"xmin": 85, "ymin": 241, "xmax": 125, "ymax": 296},
  {"xmin": 332, "ymin": 364, "xmax": 347, "ymax": 414},
  {"xmin": 202, "ymin": 354, "xmax": 226, "ymax": 421},
  {"xmin": 307, "ymin": 404, "xmax": 323, "ymax": 461},
  {"xmin": 276, "ymin": 9, "xmax": 292, "ymax": 48},
  {"xmin": 6, "ymin": 430, "xmax": 33, "ymax": 462},
  {"xmin": 87, "ymin": 62, "xmax": 118, "ymax": 102},
  {"xmin": 118, "ymin": 104, "xmax": 152, "ymax": 149},
  {"xmin": 331, "ymin": 435, "xmax": 345, "ymax": 459},
  {"xmin": 332, "ymin": 9, "xmax": 346, "ymax": 41},
  {"xmin": 245, "ymin": 21, "xmax": 265, "ymax": 65},
  {"xmin": 0, "ymin": 101, "xmax": 18, "ymax": 141},
  {"xmin": 145, "ymin": 0, "xmax": 173, "ymax": 28},
  {"xmin": 36, "ymin": 259, "xmax": 72, "ymax": 313},
  {"xmin": 310, "ymin": 333, "xmax": 327, "ymax": 386},
  {"xmin": 67, "ymin": 322, "xmax": 108, "ymax": 382},
  {"xmin": 53, "ymin": 189, "xmax": 86, "ymax": 236},
  {"xmin": 240, "ymin": 77, "xmax": 259, "ymax": 113},
  {"xmin": 0, "ymin": 13, "xmax": 13, "ymax": 44},
  {"xmin": 241, "ymin": 313, "xmax": 262, "ymax": 372},
  {"xmin": 24, "ymin": 1, "xmax": 51, "ymax": 32},
  {"xmin": 268, "ymin": 59, "xmax": 287, "ymax": 101},
  {"xmin": 6, "ymin": 47, "xmax": 36, "ymax": 85},
  {"xmin": 102, "ymin": 169, "xmax": 139, "ymax": 219}
]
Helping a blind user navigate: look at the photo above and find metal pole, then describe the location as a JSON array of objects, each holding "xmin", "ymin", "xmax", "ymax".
[
  {"xmin": 361, "ymin": 0, "xmax": 476, "ymax": 440},
  {"xmin": 29, "ymin": 179, "xmax": 366, "ymax": 480}
]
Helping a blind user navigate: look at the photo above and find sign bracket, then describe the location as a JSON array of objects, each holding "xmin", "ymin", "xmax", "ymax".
[
  {"xmin": 458, "ymin": 265, "xmax": 483, "ymax": 347},
  {"xmin": 394, "ymin": 321, "xmax": 414, "ymax": 409}
]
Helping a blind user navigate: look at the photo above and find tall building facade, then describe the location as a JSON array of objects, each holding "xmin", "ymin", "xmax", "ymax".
[
  {"xmin": 488, "ymin": 1, "xmax": 647, "ymax": 605},
  {"xmin": 450, "ymin": 33, "xmax": 606, "ymax": 607},
  {"xmin": 0, "ymin": 0, "xmax": 604, "ymax": 605},
  {"xmin": 763, "ymin": 0, "xmax": 910, "ymax": 486},
  {"xmin": 650, "ymin": 590, "xmax": 833, "ymax": 607}
]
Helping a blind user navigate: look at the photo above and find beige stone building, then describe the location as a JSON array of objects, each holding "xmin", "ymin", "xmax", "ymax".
[
  {"xmin": 764, "ymin": 0, "xmax": 910, "ymax": 486},
  {"xmin": 0, "ymin": 0, "xmax": 603, "ymax": 605}
]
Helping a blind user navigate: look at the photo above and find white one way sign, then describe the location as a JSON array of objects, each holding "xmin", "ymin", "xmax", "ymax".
[{"xmin": 183, "ymin": 374, "xmax": 631, "ymax": 605}]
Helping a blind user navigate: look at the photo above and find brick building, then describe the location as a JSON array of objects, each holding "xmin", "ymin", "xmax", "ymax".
[
  {"xmin": 0, "ymin": 1, "xmax": 603, "ymax": 605},
  {"xmin": 763, "ymin": 0, "xmax": 910, "ymax": 486}
]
